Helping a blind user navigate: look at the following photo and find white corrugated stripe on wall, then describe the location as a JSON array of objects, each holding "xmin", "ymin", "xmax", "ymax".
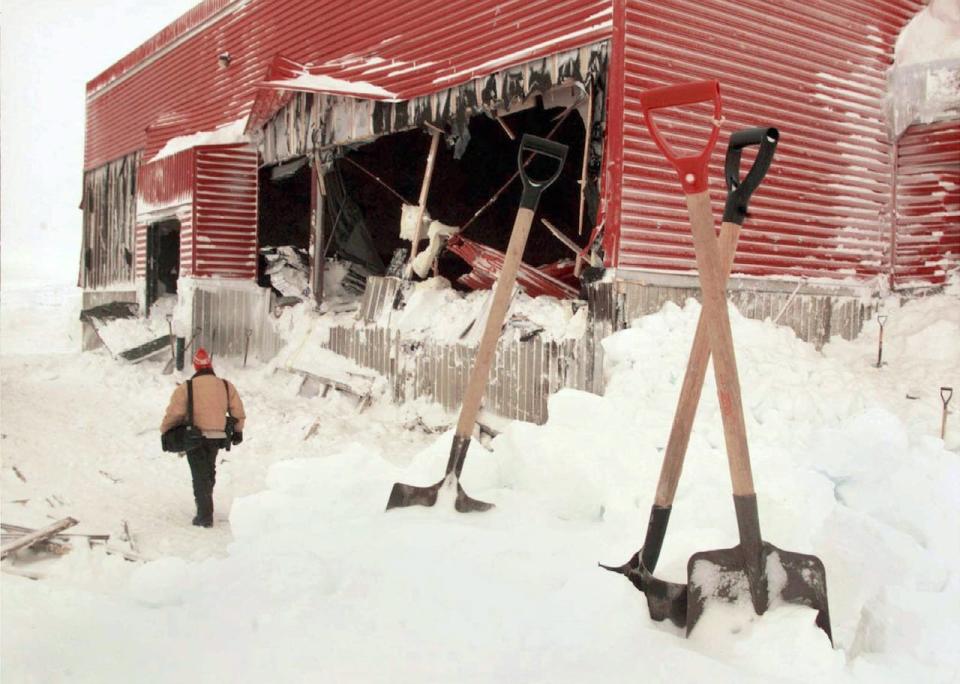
[
  {"xmin": 615, "ymin": 0, "xmax": 923, "ymax": 283},
  {"xmin": 894, "ymin": 119, "xmax": 960, "ymax": 286}
]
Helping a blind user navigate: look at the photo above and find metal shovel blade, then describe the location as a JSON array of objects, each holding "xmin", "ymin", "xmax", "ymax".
[
  {"xmin": 686, "ymin": 543, "xmax": 832, "ymax": 643},
  {"xmin": 600, "ymin": 551, "xmax": 688, "ymax": 628},
  {"xmin": 386, "ymin": 475, "xmax": 494, "ymax": 513}
]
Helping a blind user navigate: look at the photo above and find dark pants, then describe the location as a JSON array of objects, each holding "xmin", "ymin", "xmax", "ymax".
[{"xmin": 186, "ymin": 440, "xmax": 219, "ymax": 524}]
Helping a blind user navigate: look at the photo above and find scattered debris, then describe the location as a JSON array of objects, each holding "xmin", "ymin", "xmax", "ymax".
[
  {"xmin": 12, "ymin": 466, "xmax": 26, "ymax": 482},
  {"xmin": 78, "ymin": 301, "xmax": 138, "ymax": 324},
  {"xmin": 446, "ymin": 235, "xmax": 579, "ymax": 299},
  {"xmin": 121, "ymin": 520, "xmax": 138, "ymax": 554},
  {"xmin": 0, "ymin": 517, "xmax": 78, "ymax": 560},
  {"xmin": 941, "ymin": 386, "xmax": 953, "ymax": 439},
  {"xmin": 403, "ymin": 416, "xmax": 452, "ymax": 434},
  {"xmin": 102, "ymin": 545, "xmax": 145, "ymax": 563},
  {"xmin": 261, "ymin": 245, "xmax": 310, "ymax": 299},
  {"xmin": 119, "ymin": 335, "xmax": 173, "ymax": 363},
  {"xmin": 99, "ymin": 470, "xmax": 121, "ymax": 484}
]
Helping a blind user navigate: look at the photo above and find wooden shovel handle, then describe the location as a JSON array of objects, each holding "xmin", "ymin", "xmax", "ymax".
[
  {"xmin": 455, "ymin": 208, "xmax": 535, "ymax": 437},
  {"xmin": 655, "ymin": 220, "xmax": 742, "ymax": 506},
  {"xmin": 686, "ymin": 192, "xmax": 755, "ymax": 497}
]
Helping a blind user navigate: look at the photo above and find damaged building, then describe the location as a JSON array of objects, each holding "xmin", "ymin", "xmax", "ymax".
[{"xmin": 80, "ymin": 0, "xmax": 959, "ymax": 422}]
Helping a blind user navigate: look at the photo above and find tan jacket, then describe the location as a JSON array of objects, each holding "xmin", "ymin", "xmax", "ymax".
[{"xmin": 160, "ymin": 371, "xmax": 246, "ymax": 435}]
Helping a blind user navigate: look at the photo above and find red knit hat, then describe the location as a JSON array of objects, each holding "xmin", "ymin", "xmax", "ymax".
[{"xmin": 193, "ymin": 348, "xmax": 213, "ymax": 370}]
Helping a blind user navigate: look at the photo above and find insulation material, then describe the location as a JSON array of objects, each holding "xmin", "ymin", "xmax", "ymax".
[
  {"xmin": 399, "ymin": 203, "xmax": 431, "ymax": 242},
  {"xmin": 412, "ymin": 220, "xmax": 460, "ymax": 277}
]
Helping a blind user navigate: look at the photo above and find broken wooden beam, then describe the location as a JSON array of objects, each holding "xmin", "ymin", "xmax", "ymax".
[
  {"xmin": 406, "ymin": 129, "xmax": 442, "ymax": 274},
  {"xmin": 495, "ymin": 114, "xmax": 516, "ymax": 140},
  {"xmin": 1, "ymin": 523, "xmax": 110, "ymax": 543},
  {"xmin": 578, "ymin": 81, "xmax": 594, "ymax": 239},
  {"xmin": 0, "ymin": 517, "xmax": 78, "ymax": 559},
  {"xmin": 540, "ymin": 218, "xmax": 587, "ymax": 266}
]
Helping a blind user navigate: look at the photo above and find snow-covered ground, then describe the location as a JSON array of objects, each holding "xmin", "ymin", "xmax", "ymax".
[{"xmin": 2, "ymin": 278, "xmax": 958, "ymax": 683}]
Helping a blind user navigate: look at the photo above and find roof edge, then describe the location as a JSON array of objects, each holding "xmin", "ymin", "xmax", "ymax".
[{"xmin": 85, "ymin": 0, "xmax": 247, "ymax": 99}]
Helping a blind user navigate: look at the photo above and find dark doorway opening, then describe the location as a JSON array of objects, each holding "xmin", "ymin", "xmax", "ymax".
[
  {"xmin": 257, "ymin": 158, "xmax": 312, "ymax": 292},
  {"xmin": 145, "ymin": 218, "xmax": 180, "ymax": 312}
]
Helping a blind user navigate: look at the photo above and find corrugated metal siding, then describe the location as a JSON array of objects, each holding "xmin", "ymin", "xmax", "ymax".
[
  {"xmin": 611, "ymin": 0, "xmax": 924, "ymax": 282},
  {"xmin": 193, "ymin": 145, "xmax": 259, "ymax": 279},
  {"xmin": 137, "ymin": 148, "xmax": 194, "ymax": 216},
  {"xmin": 85, "ymin": 0, "xmax": 613, "ymax": 170},
  {"xmin": 80, "ymin": 153, "xmax": 138, "ymax": 289},
  {"xmin": 191, "ymin": 283, "xmax": 282, "ymax": 360},
  {"xmin": 135, "ymin": 149, "xmax": 196, "ymax": 282},
  {"xmin": 326, "ymin": 325, "xmax": 600, "ymax": 424},
  {"xmin": 893, "ymin": 119, "xmax": 960, "ymax": 286}
]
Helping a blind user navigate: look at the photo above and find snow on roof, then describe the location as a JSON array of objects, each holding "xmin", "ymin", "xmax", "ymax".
[
  {"xmin": 151, "ymin": 117, "xmax": 249, "ymax": 162},
  {"xmin": 260, "ymin": 72, "xmax": 398, "ymax": 101}
]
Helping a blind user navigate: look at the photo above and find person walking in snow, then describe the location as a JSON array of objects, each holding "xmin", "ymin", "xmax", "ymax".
[{"xmin": 160, "ymin": 348, "xmax": 246, "ymax": 528}]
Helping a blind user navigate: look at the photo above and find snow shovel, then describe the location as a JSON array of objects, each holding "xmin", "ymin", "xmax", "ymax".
[
  {"xmin": 386, "ymin": 135, "xmax": 568, "ymax": 512},
  {"xmin": 637, "ymin": 80, "xmax": 831, "ymax": 642},
  {"xmin": 601, "ymin": 125, "xmax": 780, "ymax": 628}
]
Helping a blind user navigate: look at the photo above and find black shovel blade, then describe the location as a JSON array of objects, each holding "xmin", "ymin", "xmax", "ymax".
[
  {"xmin": 386, "ymin": 478, "xmax": 444, "ymax": 510},
  {"xmin": 600, "ymin": 551, "xmax": 688, "ymax": 628},
  {"xmin": 454, "ymin": 482, "xmax": 495, "ymax": 513},
  {"xmin": 386, "ymin": 476, "xmax": 494, "ymax": 512},
  {"xmin": 686, "ymin": 542, "xmax": 832, "ymax": 644}
]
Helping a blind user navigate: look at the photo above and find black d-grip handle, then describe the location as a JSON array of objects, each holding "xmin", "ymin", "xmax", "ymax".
[
  {"xmin": 518, "ymin": 134, "xmax": 568, "ymax": 209},
  {"xmin": 723, "ymin": 127, "xmax": 779, "ymax": 225}
]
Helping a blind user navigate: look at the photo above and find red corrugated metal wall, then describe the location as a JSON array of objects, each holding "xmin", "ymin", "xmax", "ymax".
[
  {"xmin": 136, "ymin": 149, "xmax": 195, "ymax": 279},
  {"xmin": 137, "ymin": 148, "xmax": 194, "ymax": 213},
  {"xmin": 609, "ymin": 0, "xmax": 924, "ymax": 283},
  {"xmin": 134, "ymin": 144, "xmax": 257, "ymax": 280},
  {"xmin": 85, "ymin": 0, "xmax": 613, "ymax": 170},
  {"xmin": 192, "ymin": 145, "xmax": 259, "ymax": 279},
  {"xmin": 893, "ymin": 119, "xmax": 960, "ymax": 286}
]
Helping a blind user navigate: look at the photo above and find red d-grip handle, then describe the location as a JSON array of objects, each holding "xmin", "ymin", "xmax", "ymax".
[{"xmin": 639, "ymin": 80, "xmax": 722, "ymax": 194}]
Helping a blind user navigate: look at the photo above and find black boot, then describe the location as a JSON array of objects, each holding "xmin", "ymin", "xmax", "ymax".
[{"xmin": 192, "ymin": 515, "xmax": 213, "ymax": 528}]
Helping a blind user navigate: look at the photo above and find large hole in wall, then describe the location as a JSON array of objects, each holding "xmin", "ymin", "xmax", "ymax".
[
  {"xmin": 329, "ymin": 97, "xmax": 594, "ymax": 292},
  {"xmin": 257, "ymin": 158, "xmax": 312, "ymax": 296}
]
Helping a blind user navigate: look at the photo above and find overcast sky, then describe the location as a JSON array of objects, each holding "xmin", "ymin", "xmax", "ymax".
[{"xmin": 0, "ymin": 0, "xmax": 199, "ymax": 287}]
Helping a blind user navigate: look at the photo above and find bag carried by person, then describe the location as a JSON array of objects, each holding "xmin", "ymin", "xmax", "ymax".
[
  {"xmin": 222, "ymin": 379, "xmax": 239, "ymax": 451},
  {"xmin": 161, "ymin": 380, "xmax": 204, "ymax": 453}
]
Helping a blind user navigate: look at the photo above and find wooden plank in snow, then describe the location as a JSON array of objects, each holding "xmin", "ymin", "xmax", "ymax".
[{"xmin": 0, "ymin": 517, "xmax": 78, "ymax": 559}]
